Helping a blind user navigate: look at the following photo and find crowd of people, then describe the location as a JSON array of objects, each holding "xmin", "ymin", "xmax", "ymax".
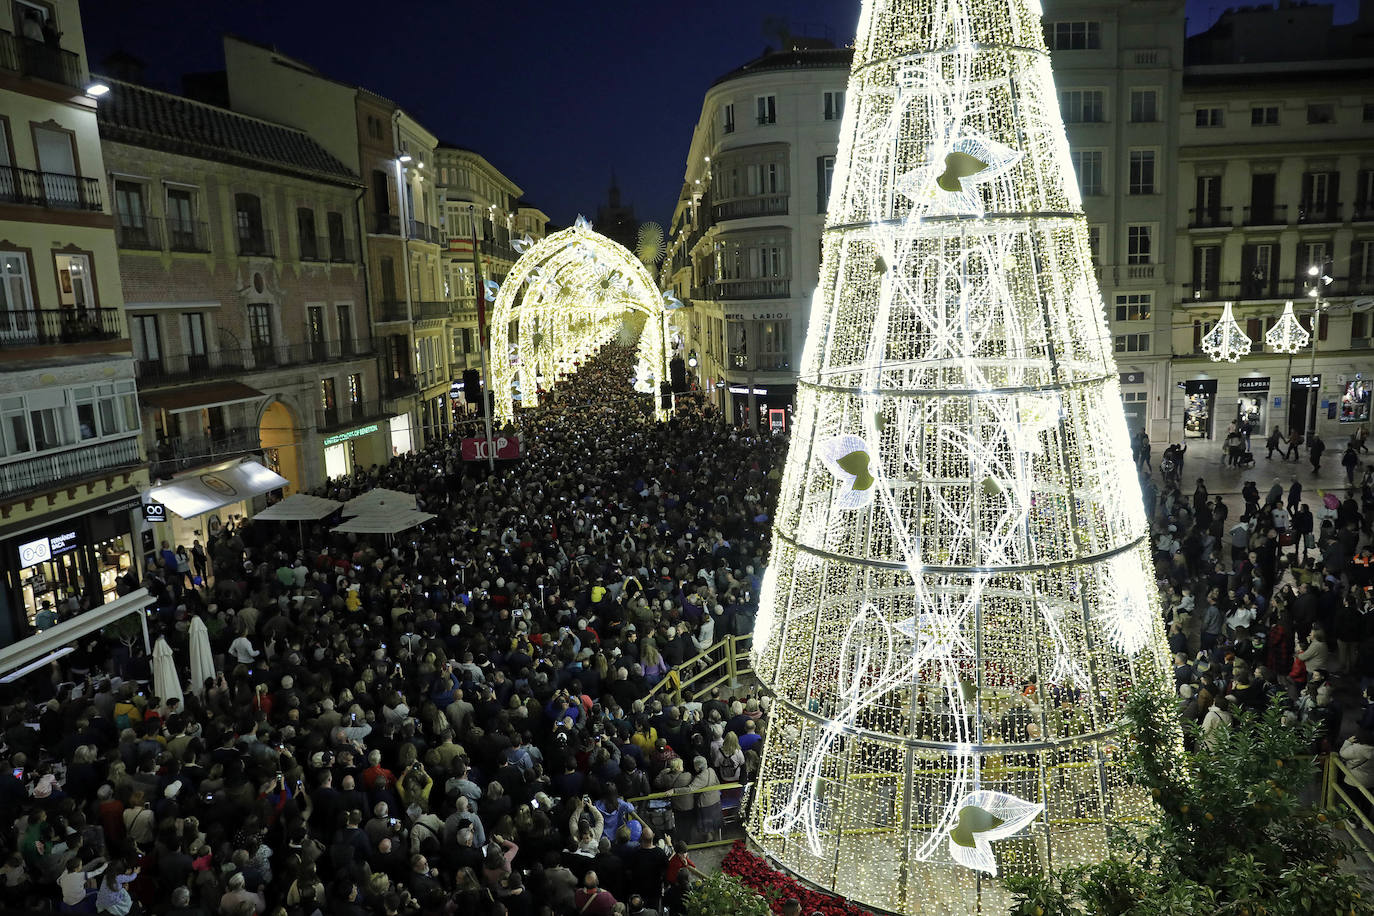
[
  {"xmin": 0, "ymin": 345, "xmax": 784, "ymax": 916},
  {"xmin": 1139, "ymin": 423, "xmax": 1374, "ymax": 776}
]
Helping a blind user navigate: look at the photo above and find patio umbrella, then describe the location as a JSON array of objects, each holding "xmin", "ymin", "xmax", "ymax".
[
  {"xmin": 188, "ymin": 615, "xmax": 216, "ymax": 697},
  {"xmin": 253, "ymin": 492, "xmax": 343, "ymax": 521},
  {"xmin": 341, "ymin": 488, "xmax": 418, "ymax": 517},
  {"xmin": 331, "ymin": 508, "xmax": 436, "ymax": 535},
  {"xmin": 152, "ymin": 637, "xmax": 184, "ymax": 709}
]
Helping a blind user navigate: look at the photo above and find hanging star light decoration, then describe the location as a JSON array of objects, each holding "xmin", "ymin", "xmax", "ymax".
[
  {"xmin": 1264, "ymin": 300, "xmax": 1311, "ymax": 354},
  {"xmin": 1200, "ymin": 301, "xmax": 1252, "ymax": 362}
]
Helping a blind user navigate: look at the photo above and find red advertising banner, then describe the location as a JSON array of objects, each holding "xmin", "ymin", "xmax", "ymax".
[{"xmin": 460, "ymin": 435, "xmax": 521, "ymax": 461}]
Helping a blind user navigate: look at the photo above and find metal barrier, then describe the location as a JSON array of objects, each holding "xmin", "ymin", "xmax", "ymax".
[
  {"xmin": 626, "ymin": 780, "xmax": 748, "ymax": 851},
  {"xmin": 645, "ymin": 634, "xmax": 754, "ymax": 706},
  {"xmin": 1322, "ymin": 753, "xmax": 1374, "ymax": 867}
]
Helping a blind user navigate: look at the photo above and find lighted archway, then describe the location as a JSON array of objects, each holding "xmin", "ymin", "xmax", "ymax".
[{"xmin": 489, "ymin": 222, "xmax": 669, "ymax": 423}]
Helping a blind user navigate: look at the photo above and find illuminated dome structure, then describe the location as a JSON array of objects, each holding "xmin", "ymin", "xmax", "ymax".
[
  {"xmin": 745, "ymin": 0, "xmax": 1174, "ymax": 911},
  {"xmin": 489, "ymin": 221, "xmax": 671, "ymax": 423}
]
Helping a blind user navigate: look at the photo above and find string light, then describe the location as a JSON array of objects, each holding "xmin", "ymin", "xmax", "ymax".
[
  {"xmin": 489, "ymin": 222, "xmax": 669, "ymax": 422},
  {"xmin": 1264, "ymin": 300, "xmax": 1311, "ymax": 354},
  {"xmin": 745, "ymin": 0, "xmax": 1173, "ymax": 909},
  {"xmin": 1200, "ymin": 301, "xmax": 1252, "ymax": 363}
]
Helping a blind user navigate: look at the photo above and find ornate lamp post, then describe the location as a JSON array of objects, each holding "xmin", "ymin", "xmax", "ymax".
[{"xmin": 1303, "ymin": 264, "xmax": 1334, "ymax": 437}]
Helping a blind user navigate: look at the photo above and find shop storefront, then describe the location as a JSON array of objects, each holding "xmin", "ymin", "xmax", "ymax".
[
  {"xmin": 144, "ymin": 459, "xmax": 289, "ymax": 559},
  {"xmin": 1119, "ymin": 371, "xmax": 1147, "ymax": 437},
  {"xmin": 321, "ymin": 420, "xmax": 390, "ymax": 481},
  {"xmin": 1341, "ymin": 377, "xmax": 1371, "ymax": 424},
  {"xmin": 390, "ymin": 414, "xmax": 415, "ymax": 457},
  {"xmin": 1180, "ymin": 379, "xmax": 1218, "ymax": 439},
  {"xmin": 1288, "ymin": 374, "xmax": 1321, "ymax": 435},
  {"xmin": 0, "ymin": 488, "xmax": 140, "ymax": 641},
  {"xmin": 1236, "ymin": 376, "xmax": 1270, "ymax": 434},
  {"xmin": 728, "ymin": 383, "xmax": 796, "ymax": 429}
]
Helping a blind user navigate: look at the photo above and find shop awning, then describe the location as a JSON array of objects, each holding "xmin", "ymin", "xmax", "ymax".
[
  {"xmin": 140, "ymin": 381, "xmax": 265, "ymax": 414},
  {"xmin": 341, "ymin": 487, "xmax": 418, "ymax": 516},
  {"xmin": 146, "ymin": 459, "xmax": 288, "ymax": 519},
  {"xmin": 253, "ymin": 493, "xmax": 343, "ymax": 521},
  {"xmin": 332, "ymin": 508, "xmax": 435, "ymax": 535}
]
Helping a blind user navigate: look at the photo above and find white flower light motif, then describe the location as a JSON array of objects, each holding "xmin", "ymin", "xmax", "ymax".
[
  {"xmin": 1200, "ymin": 301, "xmax": 1252, "ymax": 362},
  {"xmin": 1265, "ymin": 300, "xmax": 1311, "ymax": 354},
  {"xmin": 895, "ymin": 134, "xmax": 1024, "ymax": 219},
  {"xmin": 947, "ymin": 790, "xmax": 1044, "ymax": 875}
]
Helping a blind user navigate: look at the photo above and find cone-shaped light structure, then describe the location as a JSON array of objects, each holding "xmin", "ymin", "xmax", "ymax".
[
  {"xmin": 1265, "ymin": 300, "xmax": 1311, "ymax": 354},
  {"xmin": 745, "ymin": 0, "xmax": 1173, "ymax": 910}
]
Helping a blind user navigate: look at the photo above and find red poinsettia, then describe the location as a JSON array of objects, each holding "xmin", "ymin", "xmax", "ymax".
[{"xmin": 721, "ymin": 841, "xmax": 874, "ymax": 916}]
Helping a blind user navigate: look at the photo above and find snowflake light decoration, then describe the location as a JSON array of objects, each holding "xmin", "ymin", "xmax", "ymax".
[
  {"xmin": 1200, "ymin": 301, "xmax": 1252, "ymax": 362},
  {"xmin": 1264, "ymin": 300, "xmax": 1311, "ymax": 354}
]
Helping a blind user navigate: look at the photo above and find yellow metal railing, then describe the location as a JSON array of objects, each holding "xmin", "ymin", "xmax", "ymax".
[
  {"xmin": 1323, "ymin": 753, "xmax": 1374, "ymax": 868},
  {"xmin": 645, "ymin": 633, "xmax": 754, "ymax": 705},
  {"xmin": 624, "ymin": 780, "xmax": 748, "ymax": 851}
]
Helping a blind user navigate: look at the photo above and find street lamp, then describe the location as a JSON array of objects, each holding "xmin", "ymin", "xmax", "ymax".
[{"xmin": 1304, "ymin": 264, "xmax": 1335, "ymax": 437}]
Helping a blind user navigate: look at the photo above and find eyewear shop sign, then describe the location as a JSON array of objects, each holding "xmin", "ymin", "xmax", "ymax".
[{"xmin": 18, "ymin": 530, "xmax": 79, "ymax": 569}]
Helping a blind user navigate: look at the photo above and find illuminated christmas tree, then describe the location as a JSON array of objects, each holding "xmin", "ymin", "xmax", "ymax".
[{"xmin": 745, "ymin": 0, "xmax": 1173, "ymax": 911}]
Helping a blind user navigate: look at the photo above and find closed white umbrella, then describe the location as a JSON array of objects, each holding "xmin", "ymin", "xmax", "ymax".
[
  {"xmin": 188, "ymin": 616, "xmax": 216, "ymax": 697},
  {"xmin": 152, "ymin": 637, "xmax": 184, "ymax": 710}
]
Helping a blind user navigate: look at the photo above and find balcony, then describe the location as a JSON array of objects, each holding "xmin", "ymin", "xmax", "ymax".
[
  {"xmin": 328, "ymin": 236, "xmax": 356, "ymax": 262},
  {"xmin": 413, "ymin": 300, "xmax": 451, "ymax": 320},
  {"xmin": 1354, "ymin": 201, "xmax": 1374, "ymax": 222},
  {"xmin": 375, "ymin": 300, "xmax": 409, "ymax": 323},
  {"xmin": 0, "ymin": 165, "xmax": 103, "ymax": 212},
  {"xmin": 703, "ymin": 278, "xmax": 791, "ymax": 300},
  {"xmin": 1239, "ymin": 278, "xmax": 1279, "ymax": 300},
  {"xmin": 235, "ymin": 228, "xmax": 275, "ymax": 258},
  {"xmin": 374, "ymin": 213, "xmax": 401, "ymax": 235},
  {"xmin": 479, "ymin": 237, "xmax": 520, "ymax": 261},
  {"xmin": 408, "ymin": 219, "xmax": 440, "ymax": 244},
  {"xmin": 302, "ymin": 234, "xmax": 358, "ymax": 262},
  {"xmin": 1181, "ymin": 282, "xmax": 1227, "ymax": 303},
  {"xmin": 1187, "ymin": 206, "xmax": 1232, "ymax": 229},
  {"xmin": 382, "ymin": 376, "xmax": 418, "ymax": 400},
  {"xmin": 167, "ymin": 218, "xmax": 210, "ymax": 252},
  {"xmin": 1297, "ymin": 200, "xmax": 1342, "ymax": 224},
  {"xmin": 150, "ymin": 428, "xmax": 260, "ymax": 479},
  {"xmin": 712, "ymin": 195, "xmax": 789, "ymax": 221},
  {"xmin": 1242, "ymin": 204, "xmax": 1288, "ymax": 226},
  {"xmin": 134, "ymin": 338, "xmax": 375, "ymax": 384},
  {"xmin": 317, "ymin": 400, "xmax": 388, "ymax": 434},
  {"xmin": 0, "ymin": 436, "xmax": 142, "ymax": 498},
  {"xmin": 115, "ymin": 217, "xmax": 162, "ymax": 251},
  {"xmin": 0, "ymin": 29, "xmax": 83, "ymax": 89},
  {"xmin": 0, "ymin": 308, "xmax": 122, "ymax": 350}
]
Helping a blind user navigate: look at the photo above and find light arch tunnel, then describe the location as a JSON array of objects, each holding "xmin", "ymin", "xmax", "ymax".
[{"xmin": 489, "ymin": 223, "xmax": 672, "ymax": 424}]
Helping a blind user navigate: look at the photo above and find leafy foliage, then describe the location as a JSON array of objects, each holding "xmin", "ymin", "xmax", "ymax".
[
  {"xmin": 684, "ymin": 872, "xmax": 777, "ymax": 916},
  {"xmin": 1005, "ymin": 689, "xmax": 1371, "ymax": 915}
]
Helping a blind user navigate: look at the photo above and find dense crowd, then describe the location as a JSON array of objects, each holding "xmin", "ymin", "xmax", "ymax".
[
  {"xmin": 0, "ymin": 345, "xmax": 784, "ymax": 916},
  {"xmin": 1136, "ymin": 426, "xmax": 1374, "ymax": 774}
]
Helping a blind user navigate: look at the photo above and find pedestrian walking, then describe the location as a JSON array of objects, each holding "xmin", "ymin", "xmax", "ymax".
[
  {"xmin": 1266, "ymin": 426, "xmax": 1286, "ymax": 459},
  {"xmin": 1288, "ymin": 477, "xmax": 1303, "ymax": 515},
  {"xmin": 1343, "ymin": 444, "xmax": 1361, "ymax": 485},
  {"xmin": 1138, "ymin": 432, "xmax": 1152, "ymax": 472},
  {"xmin": 1356, "ymin": 426, "xmax": 1370, "ymax": 454},
  {"xmin": 1310, "ymin": 434, "xmax": 1326, "ymax": 472},
  {"xmin": 1285, "ymin": 430, "xmax": 1303, "ymax": 461}
]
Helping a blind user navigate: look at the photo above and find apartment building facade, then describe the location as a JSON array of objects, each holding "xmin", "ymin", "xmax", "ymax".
[
  {"xmin": 1171, "ymin": 5, "xmax": 1374, "ymax": 444},
  {"xmin": 0, "ymin": 0, "xmax": 147, "ymax": 642},
  {"xmin": 663, "ymin": 39, "xmax": 851, "ymax": 430},
  {"xmin": 96, "ymin": 77, "xmax": 383, "ymax": 539}
]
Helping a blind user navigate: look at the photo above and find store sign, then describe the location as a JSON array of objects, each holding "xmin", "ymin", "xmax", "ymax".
[
  {"xmin": 1181, "ymin": 379, "xmax": 1218, "ymax": 395},
  {"xmin": 724, "ymin": 312, "xmax": 789, "ymax": 321},
  {"xmin": 1237, "ymin": 377, "xmax": 1271, "ymax": 393},
  {"xmin": 1119, "ymin": 371, "xmax": 1144, "ymax": 385},
  {"xmin": 729, "ymin": 385, "xmax": 769, "ymax": 396},
  {"xmin": 48, "ymin": 531, "xmax": 78, "ymax": 555},
  {"xmin": 1291, "ymin": 374, "xmax": 1322, "ymax": 388},
  {"xmin": 143, "ymin": 502, "xmax": 167, "ymax": 523},
  {"xmin": 106, "ymin": 498, "xmax": 142, "ymax": 516},
  {"xmin": 460, "ymin": 435, "xmax": 521, "ymax": 461},
  {"xmin": 322, "ymin": 424, "xmax": 379, "ymax": 447},
  {"xmin": 18, "ymin": 536, "xmax": 51, "ymax": 569}
]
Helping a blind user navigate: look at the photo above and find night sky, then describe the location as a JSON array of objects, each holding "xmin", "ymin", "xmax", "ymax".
[{"xmin": 81, "ymin": 0, "xmax": 1360, "ymax": 229}]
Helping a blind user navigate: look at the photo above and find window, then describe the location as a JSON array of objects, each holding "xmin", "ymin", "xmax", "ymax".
[
  {"xmin": 1126, "ymin": 225, "xmax": 1152, "ymax": 264},
  {"xmin": 757, "ymin": 320, "xmax": 791, "ymax": 371},
  {"xmin": 33, "ymin": 125, "xmax": 78, "ymax": 207},
  {"xmin": 235, "ymin": 193, "xmax": 267, "ymax": 254},
  {"xmin": 320, "ymin": 378, "xmax": 336, "ymax": 411},
  {"xmin": 1240, "ymin": 243, "xmax": 1275, "ymax": 296},
  {"xmin": 756, "ymin": 95, "xmax": 777, "ymax": 125},
  {"xmin": 1113, "ymin": 333, "xmax": 1150, "ymax": 353},
  {"xmin": 1192, "ymin": 245, "xmax": 1220, "ymax": 296},
  {"xmin": 379, "ymin": 256, "xmax": 397, "ymax": 303},
  {"xmin": 1251, "ymin": 106, "xmax": 1279, "ymax": 126},
  {"xmin": 1122, "ymin": 391, "xmax": 1148, "ymax": 403},
  {"xmin": 1045, "ymin": 21, "xmax": 1101, "ymax": 50},
  {"xmin": 297, "ymin": 207, "xmax": 318, "ymax": 260},
  {"xmin": 1300, "ymin": 240, "xmax": 1331, "ymax": 276},
  {"xmin": 166, "ymin": 187, "xmax": 198, "ymax": 250},
  {"xmin": 248, "ymin": 304, "xmax": 274, "ymax": 365},
  {"xmin": 130, "ymin": 314, "xmax": 160, "ymax": 372},
  {"xmin": 73, "ymin": 381, "xmax": 138, "ymax": 441},
  {"xmin": 1113, "ymin": 293, "xmax": 1152, "ymax": 322},
  {"xmin": 0, "ymin": 252, "xmax": 34, "ymax": 343},
  {"xmin": 1087, "ymin": 226, "xmax": 1102, "ymax": 266},
  {"xmin": 823, "ymin": 90, "xmax": 845, "ymax": 121},
  {"xmin": 327, "ymin": 212, "xmax": 347, "ymax": 260},
  {"xmin": 817, "ymin": 155, "xmax": 835, "ymax": 213},
  {"xmin": 54, "ymin": 252, "xmax": 93, "ymax": 310},
  {"xmin": 1060, "ymin": 89, "xmax": 1105, "ymax": 123},
  {"xmin": 1069, "ymin": 150, "xmax": 1103, "ymax": 196},
  {"xmin": 336, "ymin": 304, "xmax": 354, "ymax": 353},
  {"xmin": 747, "ymin": 162, "xmax": 783, "ymax": 195},
  {"xmin": 1354, "ymin": 312, "xmax": 1369, "ymax": 341},
  {"xmin": 1195, "ymin": 107, "xmax": 1224, "ymax": 127},
  {"xmin": 1129, "ymin": 89, "xmax": 1158, "ymax": 123},
  {"xmin": 721, "ymin": 103, "xmax": 735, "ymax": 134},
  {"xmin": 1128, "ymin": 149, "xmax": 1156, "ymax": 194},
  {"xmin": 1300, "ymin": 171, "xmax": 1339, "ymax": 221},
  {"xmin": 1307, "ymin": 103, "xmax": 1335, "ymax": 124},
  {"xmin": 113, "ymin": 180, "xmax": 148, "ymax": 244},
  {"xmin": 348, "ymin": 373, "xmax": 363, "ymax": 403},
  {"xmin": 1354, "ymin": 239, "xmax": 1374, "ymax": 283},
  {"xmin": 181, "ymin": 313, "xmax": 207, "ymax": 372}
]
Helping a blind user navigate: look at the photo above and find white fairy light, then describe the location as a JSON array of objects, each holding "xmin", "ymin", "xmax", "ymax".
[
  {"xmin": 1200, "ymin": 301, "xmax": 1252, "ymax": 363},
  {"xmin": 1264, "ymin": 299, "xmax": 1311, "ymax": 354},
  {"xmin": 745, "ymin": 0, "xmax": 1173, "ymax": 909}
]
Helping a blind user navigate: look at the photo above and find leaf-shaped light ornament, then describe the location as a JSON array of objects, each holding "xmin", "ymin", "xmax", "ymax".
[
  {"xmin": 573, "ymin": 214, "xmax": 592, "ymax": 231},
  {"xmin": 483, "ymin": 279, "xmax": 500, "ymax": 301},
  {"xmin": 663, "ymin": 291, "xmax": 684, "ymax": 311},
  {"xmin": 818, "ymin": 434, "xmax": 878, "ymax": 509},
  {"xmin": 895, "ymin": 131, "xmax": 1024, "ymax": 218},
  {"xmin": 512, "ymin": 234, "xmax": 534, "ymax": 254},
  {"xmin": 947, "ymin": 790, "xmax": 1043, "ymax": 875},
  {"xmin": 936, "ymin": 151, "xmax": 989, "ymax": 192}
]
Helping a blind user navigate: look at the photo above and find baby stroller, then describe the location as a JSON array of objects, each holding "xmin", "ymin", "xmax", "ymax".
[{"xmin": 1237, "ymin": 450, "xmax": 1256, "ymax": 469}]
